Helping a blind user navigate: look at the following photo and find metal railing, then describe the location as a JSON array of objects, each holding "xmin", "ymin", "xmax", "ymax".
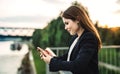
[
  {"xmin": 46, "ymin": 45, "xmax": 120, "ymax": 74},
  {"xmin": 99, "ymin": 45, "xmax": 120, "ymax": 74}
]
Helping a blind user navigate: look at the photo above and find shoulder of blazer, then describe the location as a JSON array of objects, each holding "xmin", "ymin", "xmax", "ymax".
[
  {"xmin": 78, "ymin": 31, "xmax": 98, "ymax": 50},
  {"xmin": 77, "ymin": 30, "xmax": 98, "ymax": 46},
  {"xmin": 82, "ymin": 31, "xmax": 98, "ymax": 42}
]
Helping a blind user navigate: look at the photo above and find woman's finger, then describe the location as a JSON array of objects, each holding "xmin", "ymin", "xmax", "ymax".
[
  {"xmin": 40, "ymin": 53, "xmax": 43, "ymax": 57},
  {"xmin": 37, "ymin": 47, "xmax": 47, "ymax": 56},
  {"xmin": 41, "ymin": 57, "xmax": 43, "ymax": 60},
  {"xmin": 41, "ymin": 55, "xmax": 46, "ymax": 60},
  {"xmin": 37, "ymin": 47, "xmax": 44, "ymax": 53}
]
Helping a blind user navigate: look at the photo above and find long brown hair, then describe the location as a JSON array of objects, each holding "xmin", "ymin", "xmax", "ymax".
[{"xmin": 62, "ymin": 5, "xmax": 102, "ymax": 50}]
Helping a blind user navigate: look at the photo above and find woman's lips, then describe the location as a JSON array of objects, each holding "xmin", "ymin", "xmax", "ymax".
[
  {"xmin": 67, "ymin": 30, "xmax": 70, "ymax": 33},
  {"xmin": 67, "ymin": 29, "xmax": 70, "ymax": 32}
]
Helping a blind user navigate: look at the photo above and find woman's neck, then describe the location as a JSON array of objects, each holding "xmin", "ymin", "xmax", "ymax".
[{"xmin": 77, "ymin": 28, "xmax": 84, "ymax": 37}]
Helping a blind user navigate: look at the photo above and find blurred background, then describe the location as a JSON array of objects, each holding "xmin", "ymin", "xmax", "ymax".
[{"xmin": 0, "ymin": 0, "xmax": 120, "ymax": 74}]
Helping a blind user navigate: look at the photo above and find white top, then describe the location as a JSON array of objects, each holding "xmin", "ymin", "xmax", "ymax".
[{"xmin": 67, "ymin": 37, "xmax": 79, "ymax": 61}]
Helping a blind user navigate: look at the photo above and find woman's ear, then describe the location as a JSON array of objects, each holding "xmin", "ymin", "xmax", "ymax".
[{"xmin": 76, "ymin": 16, "xmax": 80, "ymax": 21}]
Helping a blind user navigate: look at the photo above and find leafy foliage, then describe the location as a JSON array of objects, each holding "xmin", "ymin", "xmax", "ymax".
[
  {"xmin": 32, "ymin": 16, "xmax": 71, "ymax": 49},
  {"xmin": 98, "ymin": 27, "xmax": 120, "ymax": 45},
  {"xmin": 32, "ymin": 29, "xmax": 42, "ymax": 48}
]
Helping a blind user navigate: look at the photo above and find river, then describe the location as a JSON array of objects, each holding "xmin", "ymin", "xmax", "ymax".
[{"xmin": 0, "ymin": 41, "xmax": 29, "ymax": 74}]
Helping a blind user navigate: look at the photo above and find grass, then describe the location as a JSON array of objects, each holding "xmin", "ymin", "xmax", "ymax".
[{"xmin": 31, "ymin": 47, "xmax": 46, "ymax": 74}]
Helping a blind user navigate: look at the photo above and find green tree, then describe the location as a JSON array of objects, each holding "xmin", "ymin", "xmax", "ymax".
[
  {"xmin": 32, "ymin": 29, "xmax": 42, "ymax": 48},
  {"xmin": 113, "ymin": 28, "xmax": 120, "ymax": 45},
  {"xmin": 43, "ymin": 16, "xmax": 71, "ymax": 47},
  {"xmin": 32, "ymin": 16, "xmax": 71, "ymax": 49}
]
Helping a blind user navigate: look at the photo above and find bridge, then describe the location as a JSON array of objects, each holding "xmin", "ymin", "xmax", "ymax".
[{"xmin": 0, "ymin": 27, "xmax": 35, "ymax": 41}]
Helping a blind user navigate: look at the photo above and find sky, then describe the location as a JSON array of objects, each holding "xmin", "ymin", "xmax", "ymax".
[{"xmin": 0, "ymin": 0, "xmax": 120, "ymax": 29}]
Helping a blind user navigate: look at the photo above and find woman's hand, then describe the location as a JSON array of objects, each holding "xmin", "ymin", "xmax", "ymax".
[
  {"xmin": 40, "ymin": 51, "xmax": 53, "ymax": 64},
  {"xmin": 45, "ymin": 48, "xmax": 56, "ymax": 57},
  {"xmin": 37, "ymin": 47, "xmax": 53, "ymax": 64}
]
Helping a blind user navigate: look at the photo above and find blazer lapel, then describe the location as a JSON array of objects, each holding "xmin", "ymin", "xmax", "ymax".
[{"xmin": 69, "ymin": 30, "xmax": 86, "ymax": 61}]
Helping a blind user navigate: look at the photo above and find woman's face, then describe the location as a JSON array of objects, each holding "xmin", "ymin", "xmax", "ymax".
[{"xmin": 62, "ymin": 17, "xmax": 80, "ymax": 35}]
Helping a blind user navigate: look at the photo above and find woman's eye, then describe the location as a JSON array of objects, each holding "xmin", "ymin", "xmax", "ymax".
[{"xmin": 64, "ymin": 22, "xmax": 68, "ymax": 25}]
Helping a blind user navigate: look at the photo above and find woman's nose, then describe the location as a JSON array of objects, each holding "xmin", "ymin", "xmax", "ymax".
[{"xmin": 64, "ymin": 25, "xmax": 67, "ymax": 30}]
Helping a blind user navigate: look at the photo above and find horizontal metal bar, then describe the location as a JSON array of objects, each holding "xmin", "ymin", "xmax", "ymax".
[
  {"xmin": 49, "ymin": 45, "xmax": 120, "ymax": 51},
  {"xmin": 99, "ymin": 61, "xmax": 120, "ymax": 72}
]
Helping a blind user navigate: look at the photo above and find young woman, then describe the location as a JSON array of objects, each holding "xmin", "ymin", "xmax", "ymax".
[{"xmin": 38, "ymin": 5, "xmax": 102, "ymax": 74}]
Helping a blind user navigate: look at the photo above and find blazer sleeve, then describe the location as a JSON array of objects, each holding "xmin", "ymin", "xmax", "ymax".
[
  {"xmin": 53, "ymin": 52, "xmax": 68, "ymax": 61},
  {"xmin": 49, "ymin": 32, "xmax": 98, "ymax": 72}
]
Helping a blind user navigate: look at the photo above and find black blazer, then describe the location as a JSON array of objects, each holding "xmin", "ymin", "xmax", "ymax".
[{"xmin": 49, "ymin": 30, "xmax": 99, "ymax": 74}]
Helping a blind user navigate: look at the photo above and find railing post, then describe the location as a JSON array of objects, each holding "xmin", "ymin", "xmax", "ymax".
[{"xmin": 56, "ymin": 49, "xmax": 59, "ymax": 56}]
